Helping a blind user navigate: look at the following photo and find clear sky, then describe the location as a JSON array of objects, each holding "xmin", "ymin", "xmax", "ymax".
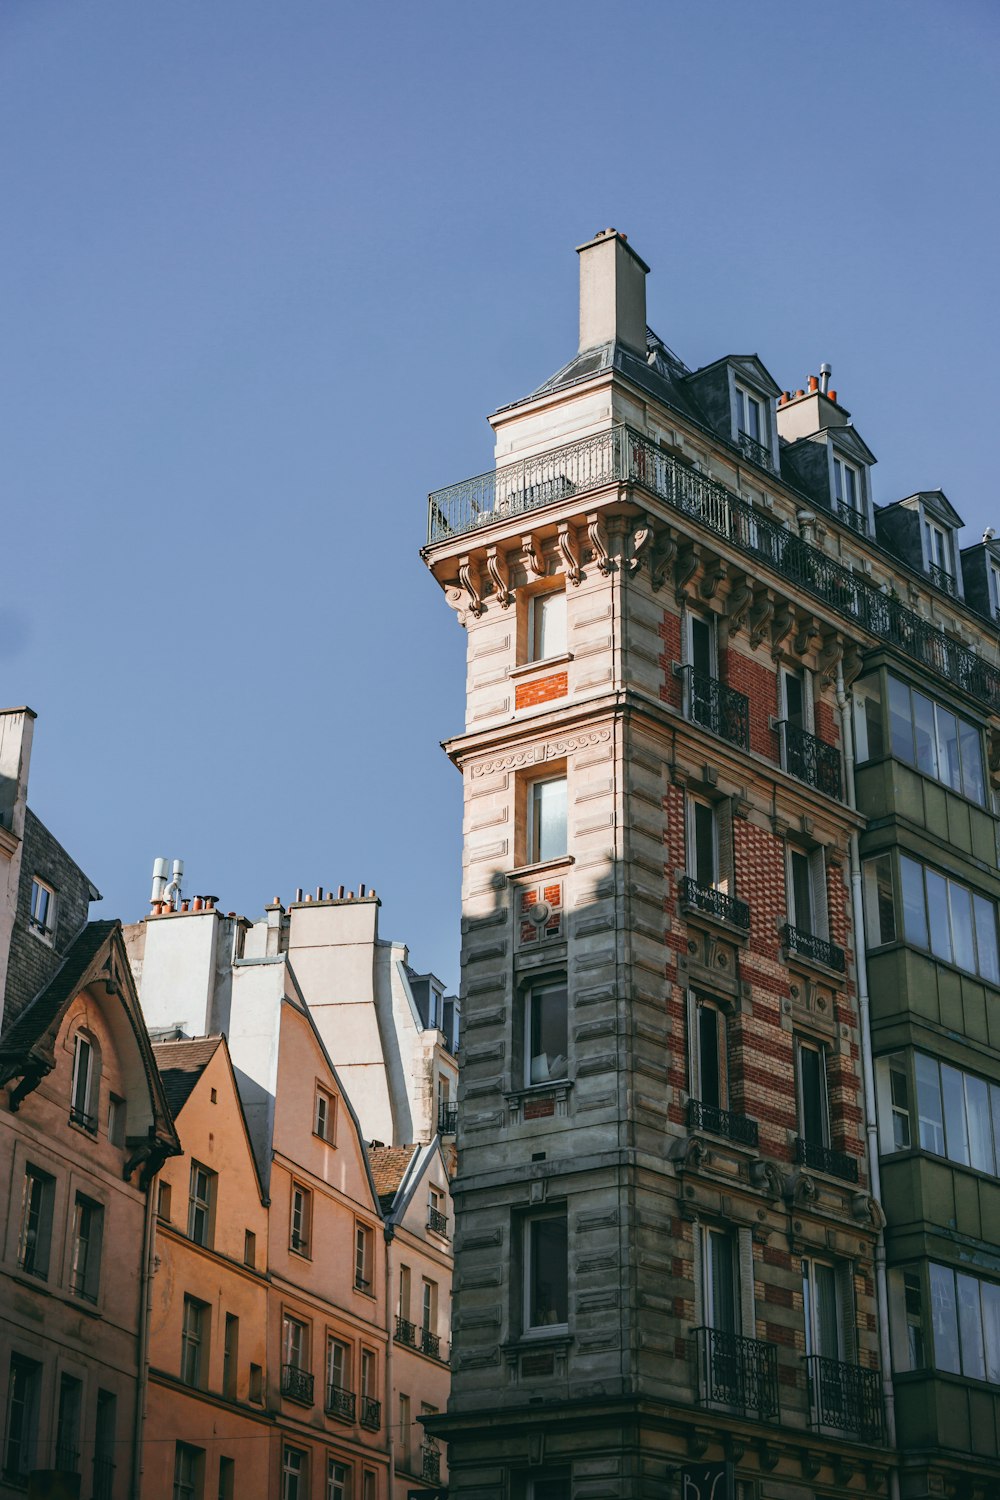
[{"xmin": 2, "ymin": 0, "xmax": 998, "ymax": 989}]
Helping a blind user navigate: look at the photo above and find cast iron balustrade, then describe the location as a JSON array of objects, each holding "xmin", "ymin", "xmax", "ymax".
[
  {"xmin": 92, "ymin": 1456, "xmax": 115, "ymax": 1500},
  {"xmin": 796, "ymin": 1137, "xmax": 859, "ymax": 1183},
  {"xmin": 420, "ymin": 1327, "xmax": 441, "ymax": 1360},
  {"xmin": 805, "ymin": 1354, "xmax": 884, "ymax": 1441},
  {"xmin": 360, "ymin": 1395, "xmax": 381, "ymax": 1429},
  {"xmin": 781, "ymin": 923, "xmax": 846, "ymax": 973},
  {"xmin": 738, "ymin": 430, "xmax": 773, "ymax": 472},
  {"xmin": 281, "ymin": 1363, "xmax": 314, "ymax": 1405},
  {"xmin": 427, "ymin": 1206, "xmax": 449, "ymax": 1237},
  {"xmin": 69, "ymin": 1105, "xmax": 98, "ymax": 1134},
  {"xmin": 325, "ymin": 1383, "xmax": 356, "ymax": 1421},
  {"xmin": 777, "ymin": 722, "xmax": 842, "ymax": 799},
  {"xmin": 437, "ymin": 1102, "xmax": 458, "ymax": 1135},
  {"xmin": 694, "ymin": 1326, "xmax": 779, "ymax": 1421},
  {"xmin": 427, "ymin": 426, "xmax": 1000, "ymax": 717},
  {"xmin": 55, "ymin": 1444, "xmax": 79, "ymax": 1473},
  {"xmin": 679, "ymin": 876, "xmax": 750, "ymax": 933},
  {"xmin": 678, "ymin": 666, "xmax": 750, "ymax": 750},
  {"xmin": 927, "ymin": 560, "xmax": 957, "ymax": 597},
  {"xmin": 835, "ymin": 500, "xmax": 868, "ymax": 536},
  {"xmin": 687, "ymin": 1097, "xmax": 759, "ymax": 1147},
  {"xmin": 395, "ymin": 1316, "xmax": 418, "ymax": 1349},
  {"xmin": 422, "ymin": 1443, "xmax": 442, "ymax": 1485}
]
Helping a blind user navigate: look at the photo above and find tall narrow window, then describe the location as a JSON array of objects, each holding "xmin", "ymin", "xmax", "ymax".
[
  {"xmin": 525, "ymin": 980, "xmax": 568, "ymax": 1086},
  {"xmin": 29, "ymin": 877, "xmax": 55, "ymax": 939},
  {"xmin": 222, "ymin": 1314, "xmax": 239, "ymax": 1401},
  {"xmin": 360, "ymin": 1348, "xmax": 375, "ymax": 1398},
  {"xmin": 218, "ymin": 1457, "xmax": 235, "ymax": 1500},
  {"xmin": 695, "ymin": 999, "xmax": 727, "ymax": 1111},
  {"xmin": 875, "ymin": 1053, "xmax": 912, "ymax": 1154},
  {"xmin": 327, "ymin": 1337, "xmax": 351, "ymax": 1402},
  {"xmin": 797, "ymin": 1041, "xmax": 830, "ymax": 1148},
  {"xmin": 56, "ymin": 1374, "xmax": 82, "ymax": 1473},
  {"xmin": 173, "ymin": 1443, "xmax": 203, "ymax": 1500},
  {"xmin": 802, "ymin": 1258, "xmax": 846, "ymax": 1360},
  {"xmin": 527, "ymin": 776, "xmax": 567, "ymax": 864},
  {"xmin": 282, "ymin": 1315, "xmax": 308, "ymax": 1372},
  {"xmin": 398, "ymin": 1264, "xmax": 412, "ymax": 1321},
  {"xmin": 70, "ymin": 1193, "xmax": 104, "ymax": 1302},
  {"xmin": 290, "ymin": 1184, "xmax": 312, "ymax": 1256},
  {"xmin": 282, "ymin": 1447, "xmax": 306, "ymax": 1500},
  {"xmin": 188, "ymin": 1162, "xmax": 215, "ymax": 1247},
  {"xmin": 833, "ymin": 455, "xmax": 862, "ymax": 518},
  {"xmin": 107, "ymin": 1094, "xmax": 126, "ymax": 1147},
  {"xmin": 524, "ymin": 1212, "xmax": 569, "ymax": 1333},
  {"xmin": 18, "ymin": 1165, "xmax": 54, "ymax": 1279},
  {"xmin": 243, "ymin": 1229, "xmax": 256, "ymax": 1268},
  {"xmin": 688, "ymin": 798, "xmax": 718, "ymax": 888},
  {"xmin": 181, "ymin": 1296, "xmax": 208, "ymax": 1388},
  {"xmin": 94, "ymin": 1390, "xmax": 117, "ymax": 1500},
  {"xmin": 314, "ymin": 1088, "xmax": 335, "ymax": 1143},
  {"xmin": 703, "ymin": 1228, "xmax": 738, "ymax": 1334},
  {"xmin": 735, "ymin": 385, "xmax": 764, "ymax": 445},
  {"xmin": 782, "ymin": 668, "xmax": 808, "ymax": 731},
  {"xmin": 362, "ymin": 1472, "xmax": 376, "ymax": 1500},
  {"xmin": 71, "ymin": 1033, "xmax": 96, "ymax": 1131},
  {"xmin": 862, "ymin": 855, "xmax": 896, "ymax": 946},
  {"xmin": 355, "ymin": 1224, "xmax": 373, "ymax": 1292},
  {"xmin": 529, "ymin": 590, "xmax": 567, "ymax": 662},
  {"xmin": 422, "ymin": 1278, "xmax": 438, "ymax": 1336},
  {"xmin": 4, "ymin": 1356, "xmax": 41, "ymax": 1483},
  {"xmin": 327, "ymin": 1460, "xmax": 350, "ymax": 1500},
  {"xmin": 399, "ymin": 1393, "xmax": 412, "ymax": 1471}
]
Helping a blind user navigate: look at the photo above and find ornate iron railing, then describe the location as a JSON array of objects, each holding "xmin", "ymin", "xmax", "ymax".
[
  {"xmin": 55, "ymin": 1443, "xmax": 79, "ymax": 1472},
  {"xmin": 834, "ymin": 499, "xmax": 868, "ymax": 536},
  {"xmin": 926, "ymin": 560, "xmax": 957, "ymax": 597},
  {"xmin": 796, "ymin": 1137, "xmax": 860, "ymax": 1183},
  {"xmin": 805, "ymin": 1354, "xmax": 884, "ymax": 1441},
  {"xmin": 422, "ymin": 1443, "xmax": 442, "ymax": 1484},
  {"xmin": 93, "ymin": 1455, "xmax": 115, "ymax": 1500},
  {"xmin": 781, "ymin": 923, "xmax": 846, "ymax": 973},
  {"xmin": 427, "ymin": 1207, "xmax": 449, "ymax": 1237},
  {"xmin": 281, "ymin": 1363, "xmax": 314, "ymax": 1405},
  {"xmin": 777, "ymin": 721, "xmax": 842, "ymax": 799},
  {"xmin": 678, "ymin": 666, "xmax": 750, "ymax": 750},
  {"xmin": 326, "ymin": 1383, "xmax": 356, "ymax": 1421},
  {"xmin": 738, "ymin": 430, "xmax": 774, "ymax": 472},
  {"xmin": 69, "ymin": 1105, "xmax": 98, "ymax": 1134},
  {"xmin": 395, "ymin": 1315, "xmax": 418, "ymax": 1348},
  {"xmin": 427, "ymin": 426, "xmax": 1000, "ymax": 716},
  {"xmin": 694, "ymin": 1326, "xmax": 780, "ymax": 1421},
  {"xmin": 438, "ymin": 1102, "xmax": 458, "ymax": 1135},
  {"xmin": 360, "ymin": 1395, "xmax": 381, "ymax": 1429},
  {"xmin": 420, "ymin": 1327, "xmax": 441, "ymax": 1360},
  {"xmin": 679, "ymin": 876, "xmax": 750, "ymax": 932},
  {"xmin": 687, "ymin": 1097, "xmax": 759, "ymax": 1147}
]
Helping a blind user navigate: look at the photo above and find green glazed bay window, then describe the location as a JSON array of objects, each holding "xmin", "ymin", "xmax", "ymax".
[
  {"xmin": 862, "ymin": 852, "xmax": 1000, "ymax": 985},
  {"xmin": 891, "ymin": 1263, "xmax": 1000, "ymax": 1383},
  {"xmin": 876, "ymin": 1050, "xmax": 1000, "ymax": 1176},
  {"xmin": 854, "ymin": 673, "xmax": 986, "ymax": 806}
]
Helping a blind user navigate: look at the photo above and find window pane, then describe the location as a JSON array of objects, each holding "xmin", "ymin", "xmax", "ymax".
[
  {"xmin": 528, "ymin": 984, "xmax": 568, "ymax": 1085},
  {"xmin": 889, "ymin": 1061, "xmax": 911, "ymax": 1150},
  {"xmin": 532, "ymin": 779, "xmax": 567, "ymax": 863},
  {"xmin": 799, "ymin": 1046, "xmax": 826, "ymax": 1145},
  {"xmin": 746, "ymin": 395, "xmax": 761, "ymax": 442},
  {"xmin": 941, "ymin": 1065, "xmax": 969, "ymax": 1165},
  {"xmin": 956, "ymin": 1273, "xmax": 986, "ymax": 1380},
  {"xmin": 690, "ymin": 615, "xmax": 714, "ymax": 677},
  {"xmin": 888, "ymin": 677, "xmax": 913, "ymax": 764},
  {"xmin": 863, "ymin": 855, "xmax": 896, "ymax": 945},
  {"xmin": 783, "ymin": 672, "xmax": 805, "ymax": 728},
  {"xmin": 959, "ymin": 720, "xmax": 985, "ymax": 805},
  {"xmin": 925, "ymin": 870, "xmax": 951, "ymax": 963},
  {"xmin": 693, "ymin": 802, "xmax": 716, "ymax": 886},
  {"xmin": 853, "ymin": 677, "xmax": 883, "ymax": 763},
  {"xmin": 983, "ymin": 1283, "xmax": 1000, "ymax": 1383},
  {"xmin": 915, "ymin": 1054, "xmax": 945, "ymax": 1154},
  {"xmin": 529, "ymin": 1216, "xmax": 568, "ymax": 1328},
  {"xmin": 965, "ymin": 1074, "xmax": 994, "ymax": 1174},
  {"xmin": 974, "ymin": 896, "xmax": 999, "ymax": 984},
  {"xmin": 707, "ymin": 1230, "xmax": 737, "ymax": 1334},
  {"xmin": 929, "ymin": 1264, "xmax": 961, "ymax": 1374},
  {"xmin": 935, "ymin": 706, "xmax": 961, "ymax": 793},
  {"xmin": 698, "ymin": 1006, "xmax": 722, "ymax": 1109},
  {"xmin": 790, "ymin": 850, "xmax": 813, "ymax": 932},
  {"xmin": 814, "ymin": 1263, "xmax": 841, "ymax": 1358},
  {"xmin": 913, "ymin": 691, "xmax": 938, "ymax": 778},
  {"xmin": 533, "ymin": 592, "xmax": 566, "ymax": 660},
  {"xmin": 948, "ymin": 881, "xmax": 975, "ymax": 973},
  {"xmin": 900, "ymin": 857, "xmax": 928, "ymax": 949}
]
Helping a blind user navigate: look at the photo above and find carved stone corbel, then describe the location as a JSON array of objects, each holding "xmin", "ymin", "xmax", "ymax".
[
  {"xmin": 627, "ymin": 515, "xmax": 654, "ymax": 575},
  {"xmin": 486, "ymin": 546, "xmax": 513, "ymax": 609},
  {"xmin": 726, "ymin": 577, "xmax": 754, "ymax": 635},
  {"xmin": 852, "ymin": 1192, "xmax": 887, "ymax": 1229},
  {"xmin": 458, "ymin": 554, "xmax": 485, "ymax": 618},
  {"xmin": 521, "ymin": 533, "xmax": 545, "ymax": 580},
  {"xmin": 699, "ymin": 555, "xmax": 728, "ymax": 600},
  {"xmin": 800, "ymin": 1453, "xmax": 823, "ymax": 1482},
  {"xmin": 556, "ymin": 522, "xmax": 582, "ymax": 587},
  {"xmin": 675, "ymin": 542, "xmax": 699, "ymax": 597},
  {"xmin": 586, "ymin": 512, "xmax": 612, "ymax": 575},
  {"xmin": 749, "ymin": 1158, "xmax": 784, "ymax": 1199},
  {"xmin": 794, "ymin": 613, "xmax": 820, "ymax": 657},
  {"xmin": 842, "ymin": 643, "xmax": 864, "ymax": 688},
  {"xmin": 785, "ymin": 1169, "xmax": 817, "ymax": 1207},
  {"xmin": 770, "ymin": 600, "xmax": 796, "ymax": 657},
  {"xmin": 670, "ymin": 1135, "xmax": 710, "ymax": 1173},
  {"xmin": 649, "ymin": 529, "xmax": 677, "ymax": 591},
  {"xmin": 443, "ymin": 584, "xmax": 470, "ymax": 627},
  {"xmin": 748, "ymin": 589, "xmax": 774, "ymax": 649},
  {"xmin": 817, "ymin": 632, "xmax": 844, "ymax": 685}
]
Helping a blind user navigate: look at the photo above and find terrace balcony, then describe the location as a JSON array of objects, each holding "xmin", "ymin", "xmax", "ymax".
[
  {"xmin": 805, "ymin": 1354, "xmax": 884, "ymax": 1442},
  {"xmin": 776, "ymin": 721, "xmax": 842, "ymax": 799},
  {"xmin": 694, "ymin": 1326, "xmax": 780, "ymax": 1422}
]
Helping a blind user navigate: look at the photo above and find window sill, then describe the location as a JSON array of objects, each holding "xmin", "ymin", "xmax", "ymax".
[
  {"xmin": 504, "ymin": 1082, "xmax": 573, "ymax": 1124},
  {"xmin": 508, "ymin": 652, "xmax": 574, "ymax": 681},
  {"xmin": 28, "ymin": 923, "xmax": 55, "ymax": 947},
  {"xmin": 507, "ymin": 855, "xmax": 574, "ymax": 882},
  {"xmin": 353, "ymin": 1283, "xmax": 376, "ymax": 1300}
]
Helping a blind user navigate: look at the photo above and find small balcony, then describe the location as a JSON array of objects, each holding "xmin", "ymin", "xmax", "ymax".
[
  {"xmin": 694, "ymin": 1326, "xmax": 780, "ymax": 1421},
  {"xmin": 421, "ymin": 1442, "xmax": 442, "ymax": 1485},
  {"xmin": 395, "ymin": 1315, "xmax": 418, "ymax": 1349},
  {"xmin": 420, "ymin": 1327, "xmax": 441, "ymax": 1360},
  {"xmin": 687, "ymin": 1097, "xmax": 759, "ymax": 1148},
  {"xmin": 926, "ymin": 560, "xmax": 957, "ymax": 598},
  {"xmin": 93, "ymin": 1456, "xmax": 115, "ymax": 1500},
  {"xmin": 438, "ymin": 1101, "xmax": 458, "ymax": 1135},
  {"xmin": 325, "ymin": 1383, "xmax": 356, "ymax": 1422},
  {"xmin": 676, "ymin": 665, "xmax": 750, "ymax": 751},
  {"xmin": 805, "ymin": 1354, "xmax": 884, "ymax": 1442},
  {"xmin": 281, "ymin": 1363, "xmax": 314, "ymax": 1405},
  {"xmin": 54, "ymin": 1443, "xmax": 80, "ymax": 1473},
  {"xmin": 679, "ymin": 876, "xmax": 750, "ymax": 933},
  {"xmin": 781, "ymin": 923, "xmax": 846, "ymax": 974},
  {"xmin": 427, "ymin": 1206, "xmax": 449, "ymax": 1237},
  {"xmin": 834, "ymin": 499, "xmax": 868, "ymax": 536},
  {"xmin": 360, "ymin": 1395, "xmax": 381, "ymax": 1430},
  {"xmin": 738, "ymin": 430, "xmax": 774, "ymax": 473},
  {"xmin": 796, "ymin": 1136, "xmax": 859, "ymax": 1183},
  {"xmin": 69, "ymin": 1104, "xmax": 98, "ymax": 1134},
  {"xmin": 776, "ymin": 721, "xmax": 842, "ymax": 799}
]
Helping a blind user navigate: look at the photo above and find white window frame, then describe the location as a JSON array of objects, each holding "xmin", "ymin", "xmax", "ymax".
[
  {"xmin": 327, "ymin": 1334, "xmax": 351, "ymax": 1393},
  {"xmin": 522, "ymin": 1211, "xmax": 569, "ymax": 1337},
  {"xmin": 181, "ymin": 1296, "xmax": 207, "ymax": 1387},
  {"xmin": 314, "ymin": 1087, "xmax": 335, "ymax": 1143},
  {"xmin": 355, "ymin": 1223, "xmax": 373, "ymax": 1293},
  {"xmin": 526, "ymin": 775, "xmax": 568, "ymax": 865},
  {"xmin": 327, "ymin": 1459, "xmax": 350, "ymax": 1500},
  {"xmin": 989, "ymin": 561, "xmax": 1000, "ymax": 617},
  {"xmin": 787, "ymin": 845, "xmax": 828, "ymax": 940},
  {"xmin": 282, "ymin": 1445, "xmax": 306, "ymax": 1500},
  {"xmin": 686, "ymin": 796, "xmax": 719, "ymax": 888},
  {"xmin": 188, "ymin": 1161, "xmax": 214, "ymax": 1247},
  {"xmin": 282, "ymin": 1313, "xmax": 308, "ymax": 1372},
  {"xmin": 833, "ymin": 454, "xmax": 863, "ymax": 517},
  {"xmin": 796, "ymin": 1038, "xmax": 831, "ymax": 1148},
  {"xmin": 528, "ymin": 589, "xmax": 567, "ymax": 664},
  {"xmin": 524, "ymin": 979, "xmax": 569, "ymax": 1088},
  {"xmin": 18, "ymin": 1164, "xmax": 55, "ymax": 1280},
  {"xmin": 734, "ymin": 384, "xmax": 765, "ymax": 447},
  {"xmin": 923, "ymin": 516, "xmax": 954, "ymax": 579},
  {"xmin": 801, "ymin": 1256, "xmax": 847, "ymax": 1361},
  {"xmin": 690, "ymin": 993, "xmax": 728, "ymax": 1111},
  {"xmin": 290, "ymin": 1183, "xmax": 311, "ymax": 1257},
  {"xmin": 70, "ymin": 1191, "xmax": 104, "ymax": 1303},
  {"xmin": 70, "ymin": 1033, "xmax": 96, "ymax": 1130},
  {"xmin": 28, "ymin": 877, "xmax": 55, "ymax": 941}
]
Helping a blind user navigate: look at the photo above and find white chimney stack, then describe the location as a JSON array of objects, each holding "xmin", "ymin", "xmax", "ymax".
[{"xmin": 576, "ymin": 228, "xmax": 649, "ymax": 357}]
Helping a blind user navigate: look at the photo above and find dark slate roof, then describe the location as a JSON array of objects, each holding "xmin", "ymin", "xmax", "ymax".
[
  {"xmin": 367, "ymin": 1143, "xmax": 417, "ymax": 1213},
  {"xmin": 0, "ymin": 919, "xmax": 117, "ymax": 1059},
  {"xmin": 152, "ymin": 1037, "xmax": 224, "ymax": 1118}
]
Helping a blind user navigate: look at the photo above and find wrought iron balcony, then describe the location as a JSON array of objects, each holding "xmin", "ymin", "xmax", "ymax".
[
  {"xmin": 926, "ymin": 560, "xmax": 957, "ymax": 597},
  {"xmin": 427, "ymin": 426, "xmax": 1000, "ymax": 718},
  {"xmin": 781, "ymin": 923, "xmax": 846, "ymax": 973},
  {"xmin": 55, "ymin": 1443, "xmax": 80, "ymax": 1472},
  {"xmin": 738, "ymin": 430, "xmax": 774, "ymax": 472},
  {"xmin": 420, "ymin": 1327, "xmax": 441, "ymax": 1360},
  {"xmin": 438, "ymin": 1101, "xmax": 458, "ymax": 1135},
  {"xmin": 777, "ymin": 721, "xmax": 842, "ymax": 799},
  {"xmin": 325, "ymin": 1383, "xmax": 356, "ymax": 1421},
  {"xmin": 679, "ymin": 876, "xmax": 750, "ymax": 933},
  {"xmin": 281, "ymin": 1363, "xmax": 314, "ymax": 1405},
  {"xmin": 796, "ymin": 1137, "xmax": 859, "ymax": 1183},
  {"xmin": 69, "ymin": 1104, "xmax": 98, "ymax": 1134},
  {"xmin": 687, "ymin": 1097, "xmax": 759, "ymax": 1147},
  {"xmin": 677, "ymin": 665, "xmax": 750, "ymax": 750},
  {"xmin": 92, "ymin": 1456, "xmax": 115, "ymax": 1500},
  {"xmin": 805, "ymin": 1354, "xmax": 884, "ymax": 1441},
  {"xmin": 427, "ymin": 1206, "xmax": 449, "ymax": 1237},
  {"xmin": 694, "ymin": 1326, "xmax": 780, "ymax": 1421},
  {"xmin": 360, "ymin": 1395, "xmax": 381, "ymax": 1429},
  {"xmin": 834, "ymin": 499, "xmax": 868, "ymax": 536},
  {"xmin": 422, "ymin": 1442, "xmax": 442, "ymax": 1485},
  {"xmin": 395, "ymin": 1315, "xmax": 418, "ymax": 1348}
]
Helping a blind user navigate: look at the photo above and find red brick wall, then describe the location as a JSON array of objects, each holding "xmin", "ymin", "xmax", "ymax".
[
  {"xmin": 723, "ymin": 646, "xmax": 779, "ymax": 760},
  {"xmin": 514, "ymin": 672, "xmax": 567, "ymax": 710},
  {"xmin": 659, "ymin": 609, "xmax": 682, "ymax": 710}
]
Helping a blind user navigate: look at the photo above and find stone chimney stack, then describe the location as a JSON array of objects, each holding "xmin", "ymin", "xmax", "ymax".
[{"xmin": 576, "ymin": 228, "xmax": 649, "ymax": 356}]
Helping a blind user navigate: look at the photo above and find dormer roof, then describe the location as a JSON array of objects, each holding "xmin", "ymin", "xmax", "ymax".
[
  {"xmin": 883, "ymin": 488, "xmax": 965, "ymax": 529},
  {"xmin": 684, "ymin": 353, "xmax": 782, "ymax": 398}
]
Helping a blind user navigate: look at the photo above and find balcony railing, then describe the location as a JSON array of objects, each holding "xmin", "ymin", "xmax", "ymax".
[
  {"xmin": 805, "ymin": 1354, "xmax": 884, "ymax": 1442},
  {"xmin": 679, "ymin": 876, "xmax": 750, "ymax": 932},
  {"xmin": 360, "ymin": 1395, "xmax": 381, "ymax": 1429},
  {"xmin": 326, "ymin": 1382, "xmax": 357, "ymax": 1421},
  {"xmin": 426, "ymin": 426, "xmax": 1000, "ymax": 717},
  {"xmin": 422, "ymin": 1443, "xmax": 442, "ymax": 1485},
  {"xmin": 54, "ymin": 1443, "xmax": 80, "ymax": 1472},
  {"xmin": 781, "ymin": 923, "xmax": 846, "ymax": 973},
  {"xmin": 93, "ymin": 1455, "xmax": 115, "ymax": 1500},
  {"xmin": 694, "ymin": 1326, "xmax": 780, "ymax": 1421},
  {"xmin": 437, "ymin": 1101, "xmax": 458, "ymax": 1135},
  {"xmin": 281, "ymin": 1363, "xmax": 314, "ymax": 1405},
  {"xmin": 687, "ymin": 1097, "xmax": 759, "ymax": 1147},
  {"xmin": 926, "ymin": 560, "xmax": 957, "ymax": 598},
  {"xmin": 777, "ymin": 721, "xmax": 842, "ymax": 799},
  {"xmin": 420, "ymin": 1327, "xmax": 441, "ymax": 1360},
  {"xmin": 395, "ymin": 1315, "xmax": 418, "ymax": 1348},
  {"xmin": 69, "ymin": 1105, "xmax": 98, "ymax": 1134},
  {"xmin": 834, "ymin": 499, "xmax": 868, "ymax": 536},
  {"xmin": 427, "ymin": 1206, "xmax": 449, "ymax": 1237},
  {"xmin": 796, "ymin": 1137, "xmax": 859, "ymax": 1183},
  {"xmin": 738, "ymin": 430, "xmax": 774, "ymax": 472},
  {"xmin": 677, "ymin": 665, "xmax": 750, "ymax": 750}
]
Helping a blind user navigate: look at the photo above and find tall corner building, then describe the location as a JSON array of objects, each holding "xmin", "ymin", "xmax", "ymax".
[{"xmin": 421, "ymin": 231, "xmax": 1000, "ymax": 1500}]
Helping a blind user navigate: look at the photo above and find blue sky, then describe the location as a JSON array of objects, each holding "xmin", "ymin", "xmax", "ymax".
[{"xmin": 2, "ymin": 0, "xmax": 998, "ymax": 988}]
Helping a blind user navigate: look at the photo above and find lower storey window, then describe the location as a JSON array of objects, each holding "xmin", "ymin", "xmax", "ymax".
[
  {"xmin": 283, "ymin": 1445, "xmax": 307, "ymax": 1500},
  {"xmin": 524, "ymin": 1212, "xmax": 568, "ymax": 1333},
  {"xmin": 4, "ymin": 1355, "xmax": 41, "ymax": 1481},
  {"xmin": 891, "ymin": 1261, "xmax": 1000, "ymax": 1381},
  {"xmin": 173, "ymin": 1443, "xmax": 204, "ymax": 1500}
]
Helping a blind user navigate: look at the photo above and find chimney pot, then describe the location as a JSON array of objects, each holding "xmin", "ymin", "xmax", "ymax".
[
  {"xmin": 795, "ymin": 389, "xmax": 805, "ymax": 398},
  {"xmin": 316, "ymin": 886, "xmax": 324, "ymax": 901},
  {"xmin": 359, "ymin": 883, "xmax": 366, "ymax": 898},
  {"xmin": 828, "ymin": 389, "xmax": 838, "ymax": 404},
  {"xmin": 808, "ymin": 375, "xmax": 819, "ymax": 393},
  {"xmin": 295, "ymin": 888, "xmax": 303, "ymax": 903},
  {"xmin": 192, "ymin": 897, "xmax": 203, "ymax": 912},
  {"xmin": 337, "ymin": 885, "xmax": 345, "ymax": 899}
]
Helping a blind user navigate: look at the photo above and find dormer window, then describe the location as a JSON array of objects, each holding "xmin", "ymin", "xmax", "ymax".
[
  {"xmin": 924, "ymin": 519, "xmax": 955, "ymax": 594},
  {"xmin": 833, "ymin": 455, "xmax": 862, "ymax": 519},
  {"xmin": 29, "ymin": 878, "xmax": 56, "ymax": 943},
  {"xmin": 989, "ymin": 561, "xmax": 1000, "ymax": 621},
  {"xmin": 734, "ymin": 385, "xmax": 771, "ymax": 470}
]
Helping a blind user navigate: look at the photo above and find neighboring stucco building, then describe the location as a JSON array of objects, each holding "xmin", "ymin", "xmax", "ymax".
[{"xmin": 422, "ymin": 231, "xmax": 1000, "ymax": 1498}]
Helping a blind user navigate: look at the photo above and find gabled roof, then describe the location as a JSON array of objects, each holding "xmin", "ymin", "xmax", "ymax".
[
  {"xmin": 0, "ymin": 920, "xmax": 116, "ymax": 1059},
  {"xmin": 152, "ymin": 1036, "xmax": 224, "ymax": 1118},
  {"xmin": 890, "ymin": 488, "xmax": 965, "ymax": 529},
  {"xmin": 684, "ymin": 352, "xmax": 782, "ymax": 398},
  {"xmin": 782, "ymin": 422, "xmax": 877, "ymax": 468},
  {"xmin": 368, "ymin": 1142, "xmax": 419, "ymax": 1213}
]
